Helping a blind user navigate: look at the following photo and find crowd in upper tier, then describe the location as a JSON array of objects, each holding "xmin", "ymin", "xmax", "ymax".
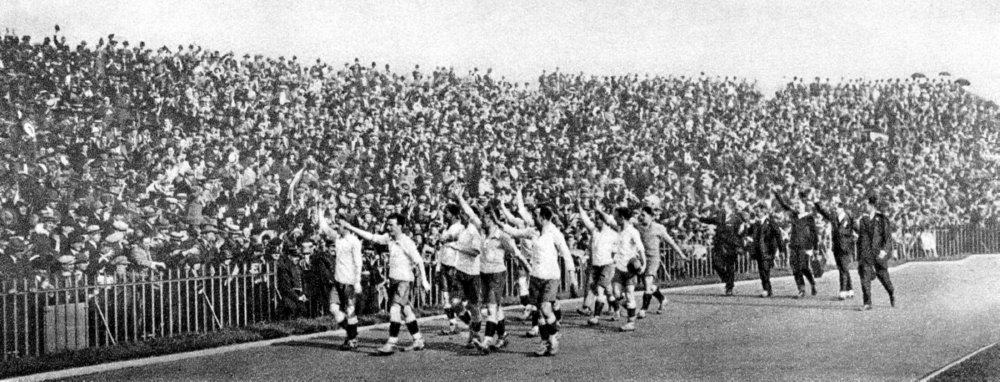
[{"xmin": 1, "ymin": 30, "xmax": 998, "ymax": 282}]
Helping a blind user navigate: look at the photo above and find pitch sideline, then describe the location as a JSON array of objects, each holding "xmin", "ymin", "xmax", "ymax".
[{"xmin": 10, "ymin": 255, "xmax": 984, "ymax": 382}]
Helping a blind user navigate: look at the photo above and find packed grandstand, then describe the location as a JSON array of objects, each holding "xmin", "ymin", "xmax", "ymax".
[{"xmin": 1, "ymin": 30, "xmax": 999, "ymax": 281}]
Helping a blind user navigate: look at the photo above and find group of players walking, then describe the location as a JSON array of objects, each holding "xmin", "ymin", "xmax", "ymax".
[{"xmin": 310, "ymin": 185, "xmax": 897, "ymax": 357}]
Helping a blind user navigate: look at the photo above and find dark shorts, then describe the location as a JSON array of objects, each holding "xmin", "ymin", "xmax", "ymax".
[
  {"xmin": 591, "ymin": 264, "xmax": 615, "ymax": 291},
  {"xmin": 330, "ymin": 282, "xmax": 357, "ymax": 308},
  {"xmin": 529, "ymin": 277, "xmax": 560, "ymax": 306},
  {"xmin": 644, "ymin": 255, "xmax": 662, "ymax": 278},
  {"xmin": 437, "ymin": 264, "xmax": 456, "ymax": 292},
  {"xmin": 613, "ymin": 268, "xmax": 638, "ymax": 287},
  {"xmin": 388, "ymin": 279, "xmax": 412, "ymax": 307},
  {"xmin": 480, "ymin": 271, "xmax": 507, "ymax": 305},
  {"xmin": 454, "ymin": 270, "xmax": 482, "ymax": 305}
]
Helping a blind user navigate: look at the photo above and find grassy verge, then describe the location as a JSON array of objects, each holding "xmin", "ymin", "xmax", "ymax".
[
  {"xmin": 0, "ymin": 310, "xmax": 435, "ymax": 380},
  {"xmin": 930, "ymin": 343, "xmax": 1000, "ymax": 381},
  {"xmin": 0, "ymin": 253, "xmax": 975, "ymax": 379}
]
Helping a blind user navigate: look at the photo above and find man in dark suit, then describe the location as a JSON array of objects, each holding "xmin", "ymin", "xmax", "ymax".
[
  {"xmin": 749, "ymin": 202, "xmax": 783, "ymax": 297},
  {"xmin": 698, "ymin": 200, "xmax": 746, "ymax": 296},
  {"xmin": 276, "ymin": 245, "xmax": 307, "ymax": 319},
  {"xmin": 774, "ymin": 190, "xmax": 819, "ymax": 298},
  {"xmin": 856, "ymin": 196, "xmax": 895, "ymax": 311},
  {"xmin": 814, "ymin": 196, "xmax": 857, "ymax": 300}
]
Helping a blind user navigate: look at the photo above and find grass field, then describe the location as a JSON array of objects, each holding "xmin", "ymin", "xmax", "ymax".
[{"xmin": 44, "ymin": 255, "xmax": 1000, "ymax": 382}]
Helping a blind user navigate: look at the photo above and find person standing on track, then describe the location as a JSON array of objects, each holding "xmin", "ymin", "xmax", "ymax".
[
  {"xmin": 612, "ymin": 206, "xmax": 645, "ymax": 332},
  {"xmin": 857, "ymin": 195, "xmax": 896, "ymax": 311},
  {"xmin": 498, "ymin": 199, "xmax": 535, "ymax": 321},
  {"xmin": 341, "ymin": 213, "xmax": 431, "ymax": 355},
  {"xmin": 317, "ymin": 209, "xmax": 364, "ymax": 350},
  {"xmin": 637, "ymin": 206, "xmax": 685, "ymax": 318},
  {"xmin": 576, "ymin": 201, "xmax": 618, "ymax": 326},
  {"xmin": 500, "ymin": 192, "xmax": 577, "ymax": 356},
  {"xmin": 435, "ymin": 205, "xmax": 465, "ymax": 335},
  {"xmin": 748, "ymin": 202, "xmax": 784, "ymax": 298},
  {"xmin": 774, "ymin": 189, "xmax": 819, "ymax": 298},
  {"xmin": 454, "ymin": 193, "xmax": 530, "ymax": 354},
  {"xmin": 697, "ymin": 200, "xmax": 745, "ymax": 296},
  {"xmin": 442, "ymin": 186, "xmax": 485, "ymax": 348},
  {"xmin": 814, "ymin": 196, "xmax": 858, "ymax": 300}
]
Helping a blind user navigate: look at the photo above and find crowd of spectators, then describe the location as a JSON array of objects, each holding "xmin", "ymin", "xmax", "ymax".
[{"xmin": 1, "ymin": 29, "xmax": 999, "ymax": 289}]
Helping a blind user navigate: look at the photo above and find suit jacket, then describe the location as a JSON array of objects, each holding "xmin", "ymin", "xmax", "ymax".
[
  {"xmin": 700, "ymin": 213, "xmax": 745, "ymax": 258},
  {"xmin": 277, "ymin": 255, "xmax": 304, "ymax": 299},
  {"xmin": 774, "ymin": 194, "xmax": 818, "ymax": 251},
  {"xmin": 857, "ymin": 213, "xmax": 890, "ymax": 261},
  {"xmin": 814, "ymin": 203, "xmax": 857, "ymax": 258},
  {"xmin": 750, "ymin": 218, "xmax": 783, "ymax": 261}
]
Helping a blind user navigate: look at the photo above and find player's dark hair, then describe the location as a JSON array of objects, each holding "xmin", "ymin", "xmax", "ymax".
[
  {"xmin": 537, "ymin": 205, "xmax": 554, "ymax": 222},
  {"xmin": 445, "ymin": 204, "xmax": 461, "ymax": 218},
  {"xmin": 616, "ymin": 207, "xmax": 633, "ymax": 220},
  {"xmin": 387, "ymin": 213, "xmax": 406, "ymax": 227}
]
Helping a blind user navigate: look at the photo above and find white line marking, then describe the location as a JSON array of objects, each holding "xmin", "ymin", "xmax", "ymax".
[{"xmin": 917, "ymin": 342, "xmax": 998, "ymax": 382}]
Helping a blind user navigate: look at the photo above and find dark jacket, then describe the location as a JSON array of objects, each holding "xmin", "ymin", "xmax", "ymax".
[
  {"xmin": 814, "ymin": 203, "xmax": 857, "ymax": 258},
  {"xmin": 749, "ymin": 218, "xmax": 783, "ymax": 261},
  {"xmin": 774, "ymin": 195, "xmax": 818, "ymax": 251},
  {"xmin": 857, "ymin": 213, "xmax": 891, "ymax": 261},
  {"xmin": 699, "ymin": 213, "xmax": 745, "ymax": 258},
  {"xmin": 276, "ymin": 254, "xmax": 304, "ymax": 299}
]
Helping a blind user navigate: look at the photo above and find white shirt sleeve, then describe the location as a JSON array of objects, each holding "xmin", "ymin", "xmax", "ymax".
[{"xmin": 372, "ymin": 234, "xmax": 391, "ymax": 246}]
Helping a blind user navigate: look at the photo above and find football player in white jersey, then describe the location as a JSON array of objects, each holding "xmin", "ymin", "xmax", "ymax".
[
  {"xmin": 341, "ymin": 213, "xmax": 431, "ymax": 355},
  {"xmin": 611, "ymin": 207, "xmax": 646, "ymax": 332},
  {"xmin": 318, "ymin": 209, "xmax": 364, "ymax": 350},
  {"xmin": 500, "ymin": 187, "xmax": 577, "ymax": 356}
]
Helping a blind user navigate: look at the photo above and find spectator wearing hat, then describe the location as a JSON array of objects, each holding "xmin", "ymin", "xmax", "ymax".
[
  {"xmin": 857, "ymin": 196, "xmax": 895, "ymax": 311},
  {"xmin": 1, "ymin": 237, "xmax": 32, "ymax": 286},
  {"xmin": 130, "ymin": 234, "xmax": 166, "ymax": 273},
  {"xmin": 30, "ymin": 214, "xmax": 59, "ymax": 262},
  {"xmin": 56, "ymin": 254, "xmax": 77, "ymax": 277},
  {"xmin": 276, "ymin": 240, "xmax": 307, "ymax": 319},
  {"xmin": 84, "ymin": 224, "xmax": 102, "ymax": 254},
  {"xmin": 814, "ymin": 196, "xmax": 858, "ymax": 300},
  {"xmin": 196, "ymin": 221, "xmax": 223, "ymax": 265}
]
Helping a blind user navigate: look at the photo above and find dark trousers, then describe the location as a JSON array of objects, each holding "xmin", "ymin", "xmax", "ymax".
[
  {"xmin": 713, "ymin": 255, "xmax": 736, "ymax": 291},
  {"xmin": 756, "ymin": 258, "xmax": 773, "ymax": 293},
  {"xmin": 858, "ymin": 258, "xmax": 894, "ymax": 305},
  {"xmin": 789, "ymin": 248, "xmax": 815, "ymax": 292},
  {"xmin": 834, "ymin": 253, "xmax": 853, "ymax": 292}
]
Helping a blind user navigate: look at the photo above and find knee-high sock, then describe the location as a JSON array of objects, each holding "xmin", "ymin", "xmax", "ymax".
[{"xmin": 652, "ymin": 289, "xmax": 665, "ymax": 303}]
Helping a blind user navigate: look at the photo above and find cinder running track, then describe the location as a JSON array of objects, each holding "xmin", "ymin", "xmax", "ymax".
[{"xmin": 56, "ymin": 255, "xmax": 1000, "ymax": 382}]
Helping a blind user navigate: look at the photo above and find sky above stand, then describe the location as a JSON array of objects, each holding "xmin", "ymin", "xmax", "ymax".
[{"xmin": 4, "ymin": 0, "xmax": 999, "ymax": 100}]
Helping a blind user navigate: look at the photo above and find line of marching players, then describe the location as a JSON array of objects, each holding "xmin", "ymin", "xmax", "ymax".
[
  {"xmin": 277, "ymin": 186, "xmax": 900, "ymax": 359},
  {"xmin": 704, "ymin": 188, "xmax": 896, "ymax": 311}
]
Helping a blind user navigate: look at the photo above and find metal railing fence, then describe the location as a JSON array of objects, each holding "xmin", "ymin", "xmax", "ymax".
[{"xmin": 3, "ymin": 224, "xmax": 998, "ymax": 361}]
